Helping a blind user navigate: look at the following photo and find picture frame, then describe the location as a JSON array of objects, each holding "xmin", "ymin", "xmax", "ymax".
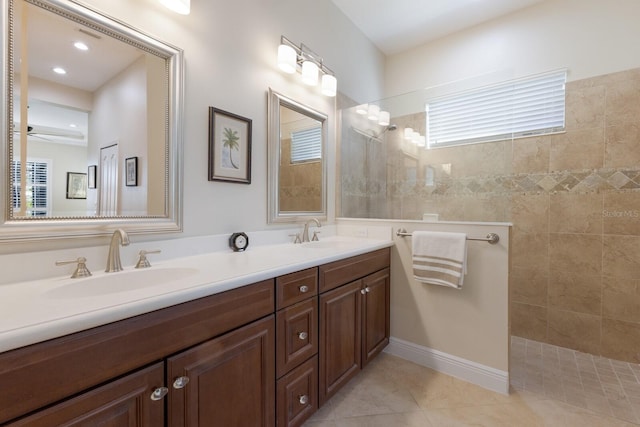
[
  {"xmin": 88, "ymin": 165, "xmax": 97, "ymax": 189},
  {"xmin": 66, "ymin": 172, "xmax": 87, "ymax": 199},
  {"xmin": 125, "ymin": 157, "xmax": 138, "ymax": 187},
  {"xmin": 208, "ymin": 107, "xmax": 252, "ymax": 184}
]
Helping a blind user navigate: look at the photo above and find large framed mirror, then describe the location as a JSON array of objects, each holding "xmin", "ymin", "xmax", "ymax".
[
  {"xmin": 0, "ymin": 0, "xmax": 183, "ymax": 241},
  {"xmin": 267, "ymin": 88, "xmax": 327, "ymax": 223}
]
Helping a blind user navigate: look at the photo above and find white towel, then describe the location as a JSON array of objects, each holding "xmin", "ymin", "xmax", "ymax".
[{"xmin": 412, "ymin": 231, "xmax": 467, "ymax": 289}]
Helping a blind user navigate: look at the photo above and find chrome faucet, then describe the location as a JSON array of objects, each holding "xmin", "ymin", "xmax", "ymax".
[
  {"xmin": 105, "ymin": 229, "xmax": 130, "ymax": 272},
  {"xmin": 302, "ymin": 218, "xmax": 321, "ymax": 243}
]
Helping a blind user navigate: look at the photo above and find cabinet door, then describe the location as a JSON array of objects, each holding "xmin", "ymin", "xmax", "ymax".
[
  {"xmin": 168, "ymin": 315, "xmax": 275, "ymax": 427},
  {"xmin": 6, "ymin": 363, "xmax": 165, "ymax": 427},
  {"xmin": 318, "ymin": 280, "xmax": 362, "ymax": 406},
  {"xmin": 362, "ymin": 268, "xmax": 390, "ymax": 367}
]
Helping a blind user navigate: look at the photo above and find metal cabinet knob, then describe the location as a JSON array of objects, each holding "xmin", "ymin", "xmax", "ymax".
[
  {"xmin": 298, "ymin": 331, "xmax": 308, "ymax": 340},
  {"xmin": 150, "ymin": 387, "xmax": 168, "ymax": 401},
  {"xmin": 365, "ymin": 287, "xmax": 371, "ymax": 293},
  {"xmin": 299, "ymin": 285, "xmax": 309, "ymax": 293},
  {"xmin": 298, "ymin": 394, "xmax": 309, "ymax": 405},
  {"xmin": 173, "ymin": 376, "xmax": 190, "ymax": 389},
  {"xmin": 360, "ymin": 289, "xmax": 366, "ymax": 295}
]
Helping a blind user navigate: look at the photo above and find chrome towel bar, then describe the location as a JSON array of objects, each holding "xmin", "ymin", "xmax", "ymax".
[{"xmin": 395, "ymin": 228, "xmax": 500, "ymax": 245}]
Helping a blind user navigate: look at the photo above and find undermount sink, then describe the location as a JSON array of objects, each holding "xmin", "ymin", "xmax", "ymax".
[{"xmin": 47, "ymin": 267, "xmax": 199, "ymax": 298}]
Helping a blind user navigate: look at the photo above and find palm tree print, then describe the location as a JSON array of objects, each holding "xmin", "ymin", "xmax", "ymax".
[{"xmin": 222, "ymin": 127, "xmax": 240, "ymax": 169}]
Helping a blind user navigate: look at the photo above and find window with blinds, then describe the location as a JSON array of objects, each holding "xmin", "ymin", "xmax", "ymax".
[
  {"xmin": 11, "ymin": 159, "xmax": 50, "ymax": 216},
  {"xmin": 290, "ymin": 127, "xmax": 322, "ymax": 163},
  {"xmin": 427, "ymin": 70, "xmax": 566, "ymax": 148}
]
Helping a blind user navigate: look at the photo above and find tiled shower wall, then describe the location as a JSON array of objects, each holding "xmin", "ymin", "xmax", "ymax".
[{"xmin": 339, "ymin": 68, "xmax": 640, "ymax": 363}]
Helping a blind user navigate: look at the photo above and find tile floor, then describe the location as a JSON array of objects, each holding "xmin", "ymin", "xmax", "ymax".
[{"xmin": 304, "ymin": 337, "xmax": 640, "ymax": 426}]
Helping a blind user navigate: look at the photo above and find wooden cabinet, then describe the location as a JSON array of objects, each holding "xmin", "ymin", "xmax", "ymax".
[
  {"xmin": 6, "ymin": 363, "xmax": 165, "ymax": 427},
  {"xmin": 318, "ymin": 249, "xmax": 390, "ymax": 406},
  {"xmin": 168, "ymin": 315, "xmax": 275, "ymax": 427},
  {"xmin": 0, "ymin": 247, "xmax": 390, "ymax": 426}
]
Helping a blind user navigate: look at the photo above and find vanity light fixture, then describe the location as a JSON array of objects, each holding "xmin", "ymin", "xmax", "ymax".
[
  {"xmin": 355, "ymin": 104, "xmax": 368, "ymax": 115},
  {"xmin": 378, "ymin": 110, "xmax": 390, "ymax": 126},
  {"xmin": 159, "ymin": 0, "xmax": 190, "ymax": 15},
  {"xmin": 277, "ymin": 36, "xmax": 337, "ymax": 97},
  {"xmin": 367, "ymin": 104, "xmax": 380, "ymax": 121}
]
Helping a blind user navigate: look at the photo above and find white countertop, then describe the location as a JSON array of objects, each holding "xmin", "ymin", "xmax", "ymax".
[{"xmin": 0, "ymin": 236, "xmax": 392, "ymax": 354}]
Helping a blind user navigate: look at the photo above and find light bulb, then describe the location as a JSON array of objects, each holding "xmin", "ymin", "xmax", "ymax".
[
  {"xmin": 277, "ymin": 44, "xmax": 297, "ymax": 74},
  {"xmin": 321, "ymin": 74, "xmax": 337, "ymax": 97},
  {"xmin": 367, "ymin": 104, "xmax": 380, "ymax": 121},
  {"xmin": 301, "ymin": 61, "xmax": 319, "ymax": 86},
  {"xmin": 159, "ymin": 0, "xmax": 190, "ymax": 14},
  {"xmin": 378, "ymin": 111, "xmax": 390, "ymax": 126}
]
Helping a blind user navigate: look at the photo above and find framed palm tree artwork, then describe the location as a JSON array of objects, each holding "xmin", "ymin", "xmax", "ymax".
[{"xmin": 208, "ymin": 107, "xmax": 252, "ymax": 184}]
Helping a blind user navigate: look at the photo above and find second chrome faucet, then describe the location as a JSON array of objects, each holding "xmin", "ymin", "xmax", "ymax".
[{"xmin": 105, "ymin": 229, "xmax": 130, "ymax": 273}]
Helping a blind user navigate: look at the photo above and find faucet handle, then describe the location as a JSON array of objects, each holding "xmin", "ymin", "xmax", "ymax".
[
  {"xmin": 289, "ymin": 234, "xmax": 302, "ymax": 244},
  {"xmin": 56, "ymin": 257, "xmax": 92, "ymax": 278},
  {"xmin": 312, "ymin": 231, "xmax": 321, "ymax": 241},
  {"xmin": 135, "ymin": 250, "xmax": 161, "ymax": 269}
]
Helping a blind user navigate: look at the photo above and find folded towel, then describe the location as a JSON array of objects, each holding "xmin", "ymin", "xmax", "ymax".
[{"xmin": 412, "ymin": 231, "xmax": 467, "ymax": 289}]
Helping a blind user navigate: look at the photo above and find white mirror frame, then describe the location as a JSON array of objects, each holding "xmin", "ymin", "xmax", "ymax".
[
  {"xmin": 1, "ymin": 0, "xmax": 184, "ymax": 242},
  {"xmin": 267, "ymin": 88, "xmax": 328, "ymax": 223}
]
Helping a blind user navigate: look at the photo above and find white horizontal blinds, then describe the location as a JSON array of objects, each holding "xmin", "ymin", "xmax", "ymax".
[
  {"xmin": 427, "ymin": 70, "xmax": 566, "ymax": 147},
  {"xmin": 291, "ymin": 127, "xmax": 322, "ymax": 163},
  {"xmin": 11, "ymin": 159, "xmax": 50, "ymax": 216}
]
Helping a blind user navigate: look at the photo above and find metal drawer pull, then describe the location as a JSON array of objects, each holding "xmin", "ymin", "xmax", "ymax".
[
  {"xmin": 150, "ymin": 387, "xmax": 168, "ymax": 401},
  {"xmin": 299, "ymin": 394, "xmax": 309, "ymax": 405},
  {"xmin": 299, "ymin": 285, "xmax": 309, "ymax": 293},
  {"xmin": 173, "ymin": 376, "xmax": 190, "ymax": 389},
  {"xmin": 298, "ymin": 331, "xmax": 308, "ymax": 340}
]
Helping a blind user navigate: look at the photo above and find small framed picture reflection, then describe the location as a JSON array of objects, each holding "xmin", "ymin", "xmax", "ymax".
[{"xmin": 125, "ymin": 157, "xmax": 138, "ymax": 187}]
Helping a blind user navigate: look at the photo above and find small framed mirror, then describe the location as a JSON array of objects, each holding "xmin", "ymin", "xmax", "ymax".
[
  {"xmin": 1, "ymin": 0, "xmax": 184, "ymax": 241},
  {"xmin": 267, "ymin": 88, "xmax": 327, "ymax": 223}
]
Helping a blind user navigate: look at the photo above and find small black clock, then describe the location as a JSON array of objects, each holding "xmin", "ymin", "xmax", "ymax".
[{"xmin": 229, "ymin": 232, "xmax": 249, "ymax": 252}]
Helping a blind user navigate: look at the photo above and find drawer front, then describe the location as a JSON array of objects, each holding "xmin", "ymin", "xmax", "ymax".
[
  {"xmin": 276, "ymin": 297, "xmax": 318, "ymax": 378},
  {"xmin": 276, "ymin": 267, "xmax": 318, "ymax": 309},
  {"xmin": 319, "ymin": 248, "xmax": 390, "ymax": 292},
  {"xmin": 276, "ymin": 356, "xmax": 318, "ymax": 427}
]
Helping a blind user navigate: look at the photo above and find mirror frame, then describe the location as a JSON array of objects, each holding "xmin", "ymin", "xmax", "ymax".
[
  {"xmin": 1, "ymin": 0, "xmax": 184, "ymax": 242},
  {"xmin": 267, "ymin": 88, "xmax": 328, "ymax": 223}
]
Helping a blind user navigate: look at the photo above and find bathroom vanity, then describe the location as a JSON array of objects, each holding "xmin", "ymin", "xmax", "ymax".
[{"xmin": 0, "ymin": 243, "xmax": 390, "ymax": 426}]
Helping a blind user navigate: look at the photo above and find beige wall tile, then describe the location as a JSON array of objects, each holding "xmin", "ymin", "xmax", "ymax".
[
  {"xmin": 511, "ymin": 231, "xmax": 549, "ymax": 270},
  {"xmin": 605, "ymin": 123, "xmax": 640, "ymax": 169},
  {"xmin": 463, "ymin": 194, "xmax": 510, "ymax": 222},
  {"xmin": 603, "ymin": 191, "xmax": 640, "ymax": 235},
  {"xmin": 549, "ymin": 233, "xmax": 602, "ymax": 275},
  {"xmin": 548, "ymin": 309, "xmax": 601, "ymax": 354},
  {"xmin": 548, "ymin": 270, "xmax": 602, "ymax": 316},
  {"xmin": 602, "ymin": 235, "xmax": 640, "ymax": 279},
  {"xmin": 511, "ymin": 267, "xmax": 548, "ymax": 306},
  {"xmin": 511, "ymin": 302, "xmax": 547, "ymax": 342},
  {"xmin": 460, "ymin": 141, "xmax": 508, "ymax": 177},
  {"xmin": 512, "ymin": 136, "xmax": 550, "ymax": 174},
  {"xmin": 549, "ymin": 128, "xmax": 604, "ymax": 172},
  {"xmin": 549, "ymin": 192, "xmax": 603, "ymax": 234},
  {"xmin": 602, "ymin": 276, "xmax": 640, "ymax": 324},
  {"xmin": 511, "ymin": 193, "xmax": 549, "ymax": 234},
  {"xmin": 605, "ymin": 78, "xmax": 640, "ymax": 128},
  {"xmin": 565, "ymin": 84, "xmax": 606, "ymax": 131},
  {"xmin": 601, "ymin": 319, "xmax": 640, "ymax": 363}
]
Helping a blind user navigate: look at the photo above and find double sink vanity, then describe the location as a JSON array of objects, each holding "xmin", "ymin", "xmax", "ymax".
[{"xmin": 0, "ymin": 235, "xmax": 392, "ymax": 426}]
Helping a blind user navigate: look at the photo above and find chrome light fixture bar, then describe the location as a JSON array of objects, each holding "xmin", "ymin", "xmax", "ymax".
[{"xmin": 277, "ymin": 36, "xmax": 337, "ymax": 97}]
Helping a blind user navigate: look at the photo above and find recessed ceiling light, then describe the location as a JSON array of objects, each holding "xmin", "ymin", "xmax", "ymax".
[
  {"xmin": 74, "ymin": 41, "xmax": 89, "ymax": 51},
  {"xmin": 52, "ymin": 67, "xmax": 66, "ymax": 75}
]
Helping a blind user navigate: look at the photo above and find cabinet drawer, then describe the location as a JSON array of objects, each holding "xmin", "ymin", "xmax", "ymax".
[
  {"xmin": 276, "ymin": 297, "xmax": 318, "ymax": 378},
  {"xmin": 276, "ymin": 267, "xmax": 318, "ymax": 309},
  {"xmin": 276, "ymin": 356, "xmax": 318, "ymax": 427},
  {"xmin": 319, "ymin": 248, "xmax": 390, "ymax": 292}
]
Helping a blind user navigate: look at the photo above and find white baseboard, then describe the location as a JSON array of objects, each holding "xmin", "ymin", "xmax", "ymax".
[{"xmin": 384, "ymin": 336, "xmax": 510, "ymax": 395}]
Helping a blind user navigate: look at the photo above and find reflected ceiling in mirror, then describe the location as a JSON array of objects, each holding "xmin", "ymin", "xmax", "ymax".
[{"xmin": 1, "ymin": 0, "xmax": 184, "ymax": 241}]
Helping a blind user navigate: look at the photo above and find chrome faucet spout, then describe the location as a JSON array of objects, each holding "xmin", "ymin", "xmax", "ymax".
[
  {"xmin": 302, "ymin": 218, "xmax": 321, "ymax": 243},
  {"xmin": 105, "ymin": 229, "xmax": 130, "ymax": 272}
]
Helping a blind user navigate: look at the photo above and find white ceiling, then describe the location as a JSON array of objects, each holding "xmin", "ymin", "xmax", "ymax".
[{"xmin": 331, "ymin": 0, "xmax": 545, "ymax": 55}]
